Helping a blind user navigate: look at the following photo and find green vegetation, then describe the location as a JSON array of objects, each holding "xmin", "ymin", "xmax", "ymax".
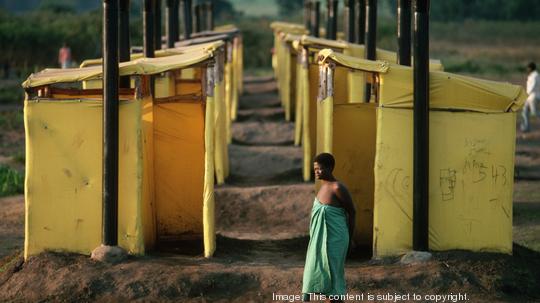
[
  {"xmin": 0, "ymin": 81, "xmax": 23, "ymax": 105},
  {"xmin": 0, "ymin": 165, "xmax": 24, "ymax": 197},
  {"xmin": 0, "ymin": 111, "xmax": 23, "ymax": 131},
  {"xmin": 231, "ymin": 0, "xmax": 278, "ymax": 17},
  {"xmin": 1, "ymin": 1, "xmax": 539, "ymax": 81}
]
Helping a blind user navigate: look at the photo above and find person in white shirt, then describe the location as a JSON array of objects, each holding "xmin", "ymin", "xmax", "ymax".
[{"xmin": 521, "ymin": 62, "xmax": 540, "ymax": 132}]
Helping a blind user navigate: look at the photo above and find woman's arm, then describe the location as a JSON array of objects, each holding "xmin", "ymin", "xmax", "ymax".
[{"xmin": 334, "ymin": 183, "xmax": 356, "ymax": 240}]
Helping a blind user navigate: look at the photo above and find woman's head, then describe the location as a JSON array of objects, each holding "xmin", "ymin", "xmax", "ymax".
[{"xmin": 314, "ymin": 153, "xmax": 335, "ymax": 180}]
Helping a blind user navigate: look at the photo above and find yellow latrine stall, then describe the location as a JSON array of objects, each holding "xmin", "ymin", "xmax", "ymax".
[
  {"xmin": 192, "ymin": 25, "xmax": 244, "ymax": 101},
  {"xmin": 290, "ymin": 34, "xmax": 444, "ymax": 181},
  {"xmin": 79, "ymin": 41, "xmax": 230, "ymax": 185},
  {"xmin": 177, "ymin": 29, "xmax": 243, "ymax": 125},
  {"xmin": 22, "ymin": 51, "xmax": 222, "ymax": 260},
  {"xmin": 270, "ymin": 22, "xmax": 308, "ymax": 122},
  {"xmin": 315, "ymin": 49, "xmax": 526, "ymax": 258}
]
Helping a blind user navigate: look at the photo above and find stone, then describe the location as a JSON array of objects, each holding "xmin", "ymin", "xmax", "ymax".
[
  {"xmin": 91, "ymin": 245, "xmax": 128, "ymax": 264},
  {"xmin": 400, "ymin": 251, "xmax": 432, "ymax": 265}
]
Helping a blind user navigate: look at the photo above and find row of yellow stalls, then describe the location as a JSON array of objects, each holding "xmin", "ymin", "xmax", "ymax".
[
  {"xmin": 21, "ymin": 26, "xmax": 243, "ymax": 260},
  {"xmin": 271, "ymin": 22, "xmax": 526, "ymax": 258}
]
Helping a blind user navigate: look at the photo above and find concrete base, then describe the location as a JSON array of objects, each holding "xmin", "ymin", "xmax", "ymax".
[
  {"xmin": 91, "ymin": 245, "xmax": 128, "ymax": 264},
  {"xmin": 400, "ymin": 251, "xmax": 432, "ymax": 265}
]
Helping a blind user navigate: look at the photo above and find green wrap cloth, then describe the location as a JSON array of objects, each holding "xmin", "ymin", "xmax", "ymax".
[{"xmin": 302, "ymin": 197, "xmax": 349, "ymax": 300}]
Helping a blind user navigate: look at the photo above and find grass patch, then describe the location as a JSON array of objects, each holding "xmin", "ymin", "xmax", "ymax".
[
  {"xmin": 0, "ymin": 111, "xmax": 24, "ymax": 131},
  {"xmin": 12, "ymin": 152, "xmax": 24, "ymax": 165},
  {"xmin": 0, "ymin": 82, "xmax": 24, "ymax": 105},
  {"xmin": 0, "ymin": 165, "xmax": 24, "ymax": 197}
]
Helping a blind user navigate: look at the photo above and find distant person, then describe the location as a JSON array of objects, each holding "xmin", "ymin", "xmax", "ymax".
[
  {"xmin": 58, "ymin": 43, "xmax": 72, "ymax": 69},
  {"xmin": 521, "ymin": 62, "xmax": 540, "ymax": 132},
  {"xmin": 302, "ymin": 153, "xmax": 355, "ymax": 303}
]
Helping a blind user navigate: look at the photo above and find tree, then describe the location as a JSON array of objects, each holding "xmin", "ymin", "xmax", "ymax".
[{"xmin": 275, "ymin": 0, "xmax": 303, "ymax": 18}]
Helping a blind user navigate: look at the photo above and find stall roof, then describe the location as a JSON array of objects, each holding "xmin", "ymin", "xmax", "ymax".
[
  {"xmin": 289, "ymin": 34, "xmax": 443, "ymax": 70},
  {"xmin": 270, "ymin": 21, "xmax": 308, "ymax": 34},
  {"xmin": 80, "ymin": 41, "xmax": 224, "ymax": 68},
  {"xmin": 318, "ymin": 49, "xmax": 526, "ymax": 113},
  {"xmin": 23, "ymin": 51, "xmax": 213, "ymax": 88},
  {"xmin": 191, "ymin": 28, "xmax": 240, "ymax": 39},
  {"xmin": 214, "ymin": 24, "xmax": 238, "ymax": 32},
  {"xmin": 174, "ymin": 34, "xmax": 231, "ymax": 47}
]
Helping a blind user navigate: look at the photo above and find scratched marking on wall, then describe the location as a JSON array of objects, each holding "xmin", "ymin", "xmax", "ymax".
[
  {"xmin": 440, "ymin": 169, "xmax": 456, "ymax": 201},
  {"xmin": 438, "ymin": 138, "xmax": 509, "ymax": 203}
]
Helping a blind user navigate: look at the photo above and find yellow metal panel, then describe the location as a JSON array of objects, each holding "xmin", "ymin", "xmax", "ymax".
[
  {"xmin": 24, "ymin": 99, "xmax": 145, "ymax": 259},
  {"xmin": 331, "ymin": 103, "xmax": 377, "ymax": 247},
  {"xmin": 154, "ymin": 102, "xmax": 205, "ymax": 238},
  {"xmin": 373, "ymin": 108, "xmax": 515, "ymax": 257}
]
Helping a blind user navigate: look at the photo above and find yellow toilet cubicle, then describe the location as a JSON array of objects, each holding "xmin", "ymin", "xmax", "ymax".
[
  {"xmin": 290, "ymin": 34, "xmax": 444, "ymax": 181},
  {"xmin": 22, "ymin": 51, "xmax": 223, "ymax": 260},
  {"xmin": 192, "ymin": 25, "xmax": 244, "ymax": 101},
  {"xmin": 316, "ymin": 49, "xmax": 526, "ymax": 257},
  {"xmin": 80, "ymin": 41, "xmax": 230, "ymax": 185},
  {"xmin": 270, "ymin": 22, "xmax": 309, "ymax": 122},
  {"xmin": 176, "ymin": 28, "xmax": 243, "ymax": 125}
]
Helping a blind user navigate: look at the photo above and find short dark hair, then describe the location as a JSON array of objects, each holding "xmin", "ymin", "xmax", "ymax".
[
  {"xmin": 528, "ymin": 62, "xmax": 536, "ymax": 71},
  {"xmin": 314, "ymin": 153, "xmax": 335, "ymax": 170}
]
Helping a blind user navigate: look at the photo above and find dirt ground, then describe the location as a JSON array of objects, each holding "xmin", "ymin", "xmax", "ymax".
[{"xmin": 0, "ymin": 77, "xmax": 540, "ymax": 302}]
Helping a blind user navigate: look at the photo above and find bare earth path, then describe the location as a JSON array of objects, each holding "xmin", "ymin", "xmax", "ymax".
[{"xmin": 0, "ymin": 77, "xmax": 539, "ymax": 302}]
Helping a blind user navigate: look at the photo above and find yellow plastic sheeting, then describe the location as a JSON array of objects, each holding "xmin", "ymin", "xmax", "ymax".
[
  {"xmin": 79, "ymin": 41, "xmax": 224, "ymax": 69},
  {"xmin": 83, "ymin": 73, "xmax": 174, "ymax": 96},
  {"xmin": 294, "ymin": 61, "xmax": 303, "ymax": 146},
  {"xmin": 329, "ymin": 103, "xmax": 377, "ymax": 247},
  {"xmin": 215, "ymin": 24, "xmax": 238, "ymax": 32},
  {"xmin": 318, "ymin": 49, "xmax": 526, "ymax": 113},
  {"xmin": 231, "ymin": 38, "xmax": 240, "ymax": 121},
  {"xmin": 221, "ymin": 79, "xmax": 230, "ymax": 178},
  {"xmin": 304, "ymin": 65, "xmax": 319, "ymax": 180},
  {"xmin": 343, "ymin": 44, "xmax": 444, "ymax": 71},
  {"xmin": 380, "ymin": 67, "xmax": 526, "ymax": 112},
  {"xmin": 214, "ymin": 80, "xmax": 227, "ymax": 184},
  {"xmin": 236, "ymin": 37, "xmax": 244, "ymax": 97},
  {"xmin": 203, "ymin": 96, "xmax": 216, "ymax": 257},
  {"xmin": 224, "ymin": 62, "xmax": 232, "ymax": 143},
  {"xmin": 270, "ymin": 21, "xmax": 307, "ymax": 34},
  {"xmin": 141, "ymin": 95, "xmax": 157, "ymax": 251},
  {"xmin": 155, "ymin": 72, "xmax": 176, "ymax": 98},
  {"xmin": 24, "ymin": 99, "xmax": 151, "ymax": 259},
  {"xmin": 281, "ymin": 49, "xmax": 297, "ymax": 121},
  {"xmin": 301, "ymin": 64, "xmax": 312, "ymax": 181},
  {"xmin": 273, "ymin": 25, "xmax": 308, "ymax": 91},
  {"xmin": 23, "ymin": 52, "xmax": 212, "ymax": 88},
  {"xmin": 316, "ymin": 96, "xmax": 333, "ymax": 154},
  {"xmin": 154, "ymin": 102, "xmax": 205, "ymax": 238},
  {"xmin": 301, "ymin": 64, "xmax": 349, "ymax": 180},
  {"xmin": 373, "ymin": 108, "xmax": 516, "ymax": 257},
  {"xmin": 276, "ymin": 39, "xmax": 289, "ymax": 107}
]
